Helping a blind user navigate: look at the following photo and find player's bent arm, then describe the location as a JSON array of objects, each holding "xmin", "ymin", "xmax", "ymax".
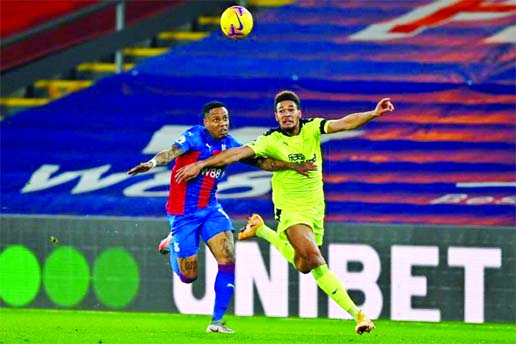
[
  {"xmin": 326, "ymin": 97, "xmax": 394, "ymax": 133},
  {"xmin": 244, "ymin": 157, "xmax": 288, "ymax": 171},
  {"xmin": 243, "ymin": 158, "xmax": 317, "ymax": 177},
  {"xmin": 155, "ymin": 145, "xmax": 184, "ymax": 166},
  {"xmin": 127, "ymin": 144, "xmax": 184, "ymax": 176}
]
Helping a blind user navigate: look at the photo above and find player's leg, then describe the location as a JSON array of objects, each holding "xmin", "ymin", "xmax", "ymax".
[
  {"xmin": 240, "ymin": 209, "xmax": 319, "ymax": 272},
  {"xmin": 285, "ymin": 223, "xmax": 374, "ymax": 334},
  {"xmin": 239, "ymin": 213, "xmax": 295, "ymax": 264},
  {"xmin": 201, "ymin": 205, "xmax": 236, "ymax": 334},
  {"xmin": 166, "ymin": 214, "xmax": 201, "ymax": 283},
  {"xmin": 284, "ymin": 223, "xmax": 325, "ymax": 273},
  {"xmin": 172, "ymin": 253, "xmax": 198, "ymax": 283},
  {"xmin": 205, "ymin": 230, "xmax": 235, "ymax": 333}
]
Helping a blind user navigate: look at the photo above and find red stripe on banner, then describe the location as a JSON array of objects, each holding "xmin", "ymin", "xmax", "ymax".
[
  {"xmin": 375, "ymin": 110, "xmax": 515, "ymax": 125},
  {"xmin": 358, "ymin": 48, "xmax": 516, "ymax": 64},
  {"xmin": 326, "ymin": 150, "xmax": 515, "ymax": 164},
  {"xmin": 197, "ymin": 150, "xmax": 220, "ymax": 209},
  {"xmin": 390, "ymin": 0, "xmax": 486, "ymax": 34},
  {"xmin": 326, "ymin": 213, "xmax": 514, "ymax": 226},
  {"xmin": 325, "ymin": 192, "xmax": 515, "ymax": 205},
  {"xmin": 465, "ymin": 4, "xmax": 516, "ymax": 13},
  {"xmin": 326, "ymin": 192, "xmax": 435, "ymax": 204},
  {"xmin": 363, "ymin": 126, "xmax": 514, "ymax": 143},
  {"xmin": 189, "ymin": 40, "xmax": 514, "ymax": 64},
  {"xmin": 167, "ymin": 151, "xmax": 201, "ymax": 215},
  {"xmin": 216, "ymin": 107, "xmax": 514, "ymax": 126},
  {"xmin": 367, "ymin": 32, "xmax": 515, "ymax": 49},
  {"xmin": 281, "ymin": 28, "xmax": 516, "ymax": 47},
  {"xmin": 325, "ymin": 172, "xmax": 516, "ymax": 184},
  {"xmin": 300, "ymin": 89, "xmax": 516, "ymax": 107}
]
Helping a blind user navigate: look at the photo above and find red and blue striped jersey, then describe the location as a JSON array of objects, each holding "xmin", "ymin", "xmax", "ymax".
[{"xmin": 166, "ymin": 125, "xmax": 241, "ymax": 215}]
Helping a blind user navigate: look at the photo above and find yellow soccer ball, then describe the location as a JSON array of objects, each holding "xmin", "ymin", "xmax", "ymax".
[{"xmin": 220, "ymin": 6, "xmax": 254, "ymax": 39}]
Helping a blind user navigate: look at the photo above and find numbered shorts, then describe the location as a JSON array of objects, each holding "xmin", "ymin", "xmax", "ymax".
[
  {"xmin": 275, "ymin": 203, "xmax": 325, "ymax": 246},
  {"xmin": 167, "ymin": 203, "xmax": 234, "ymax": 258}
]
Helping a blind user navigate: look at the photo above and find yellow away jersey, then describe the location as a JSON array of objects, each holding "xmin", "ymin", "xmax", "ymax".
[{"xmin": 246, "ymin": 118, "xmax": 329, "ymax": 210}]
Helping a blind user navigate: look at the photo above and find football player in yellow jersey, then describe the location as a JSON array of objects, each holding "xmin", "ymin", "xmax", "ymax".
[{"xmin": 176, "ymin": 90, "xmax": 394, "ymax": 335}]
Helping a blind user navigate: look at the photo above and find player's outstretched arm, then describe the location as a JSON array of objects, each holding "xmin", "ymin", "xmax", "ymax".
[
  {"xmin": 175, "ymin": 146, "xmax": 255, "ymax": 183},
  {"xmin": 326, "ymin": 98, "xmax": 394, "ymax": 133},
  {"xmin": 127, "ymin": 145, "xmax": 184, "ymax": 176}
]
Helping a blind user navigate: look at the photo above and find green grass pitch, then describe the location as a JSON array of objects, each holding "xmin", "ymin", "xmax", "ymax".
[{"xmin": 1, "ymin": 308, "xmax": 515, "ymax": 344}]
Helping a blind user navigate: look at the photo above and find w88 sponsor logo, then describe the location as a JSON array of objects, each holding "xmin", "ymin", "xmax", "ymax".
[{"xmin": 200, "ymin": 167, "xmax": 223, "ymax": 179}]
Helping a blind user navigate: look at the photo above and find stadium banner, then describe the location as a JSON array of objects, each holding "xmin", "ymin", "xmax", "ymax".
[
  {"xmin": 1, "ymin": 215, "xmax": 514, "ymax": 323},
  {"xmin": 3, "ymin": 0, "xmax": 516, "ymax": 228}
]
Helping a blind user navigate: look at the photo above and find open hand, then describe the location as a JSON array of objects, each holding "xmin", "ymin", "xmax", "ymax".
[
  {"xmin": 127, "ymin": 161, "xmax": 153, "ymax": 176},
  {"xmin": 291, "ymin": 161, "xmax": 317, "ymax": 177},
  {"xmin": 175, "ymin": 163, "xmax": 202, "ymax": 183}
]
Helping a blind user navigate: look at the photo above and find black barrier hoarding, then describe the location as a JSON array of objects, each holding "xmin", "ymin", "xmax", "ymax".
[{"xmin": 0, "ymin": 215, "xmax": 514, "ymax": 323}]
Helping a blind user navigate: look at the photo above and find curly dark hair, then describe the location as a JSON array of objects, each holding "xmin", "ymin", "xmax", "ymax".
[{"xmin": 274, "ymin": 90, "xmax": 300, "ymax": 110}]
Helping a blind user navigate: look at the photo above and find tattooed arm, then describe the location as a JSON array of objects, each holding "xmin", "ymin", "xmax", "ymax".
[
  {"xmin": 127, "ymin": 144, "xmax": 184, "ymax": 176},
  {"xmin": 242, "ymin": 157, "xmax": 316, "ymax": 177}
]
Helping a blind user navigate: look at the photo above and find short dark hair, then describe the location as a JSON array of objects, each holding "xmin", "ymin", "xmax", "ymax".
[
  {"xmin": 274, "ymin": 90, "xmax": 300, "ymax": 110},
  {"xmin": 202, "ymin": 101, "xmax": 226, "ymax": 117}
]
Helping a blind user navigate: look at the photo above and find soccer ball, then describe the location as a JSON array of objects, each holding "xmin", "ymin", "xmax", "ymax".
[{"xmin": 220, "ymin": 6, "xmax": 253, "ymax": 39}]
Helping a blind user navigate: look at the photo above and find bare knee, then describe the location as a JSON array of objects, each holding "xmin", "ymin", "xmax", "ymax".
[
  {"xmin": 297, "ymin": 266, "xmax": 311, "ymax": 274},
  {"xmin": 215, "ymin": 250, "xmax": 235, "ymax": 265},
  {"xmin": 294, "ymin": 252, "xmax": 325, "ymax": 273},
  {"xmin": 294, "ymin": 256, "xmax": 312, "ymax": 274}
]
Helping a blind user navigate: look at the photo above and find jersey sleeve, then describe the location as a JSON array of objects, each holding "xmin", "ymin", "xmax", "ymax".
[
  {"xmin": 245, "ymin": 133, "xmax": 272, "ymax": 158},
  {"xmin": 320, "ymin": 119, "xmax": 330, "ymax": 134},
  {"xmin": 308, "ymin": 117, "xmax": 328, "ymax": 136},
  {"xmin": 172, "ymin": 126, "xmax": 197, "ymax": 152}
]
